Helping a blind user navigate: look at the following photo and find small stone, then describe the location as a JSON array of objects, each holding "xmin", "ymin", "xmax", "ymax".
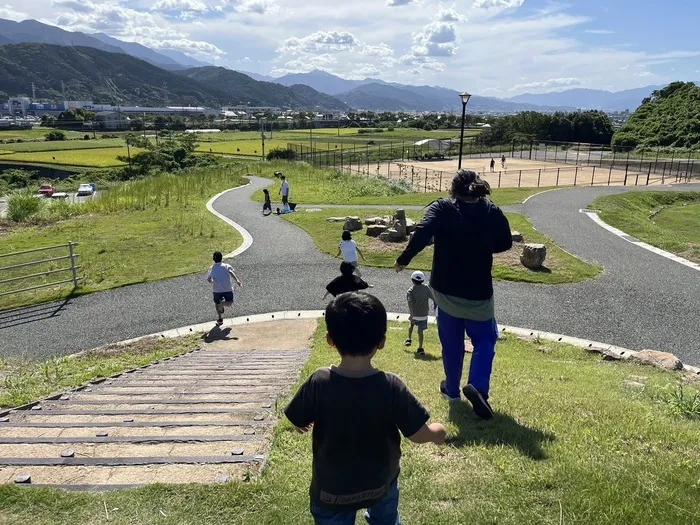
[
  {"xmin": 253, "ymin": 415, "xmax": 265, "ymax": 421},
  {"xmin": 262, "ymin": 403, "xmax": 272, "ymax": 409},
  {"xmin": 632, "ymin": 350, "xmax": 683, "ymax": 371},
  {"xmin": 231, "ymin": 448, "xmax": 244, "ymax": 456},
  {"xmin": 123, "ymin": 418, "xmax": 134, "ymax": 423},
  {"xmin": 520, "ymin": 243, "xmax": 547, "ymax": 269},
  {"xmin": 30, "ymin": 405, "xmax": 42, "ymax": 411},
  {"xmin": 215, "ymin": 475, "xmax": 230, "ymax": 483},
  {"xmin": 14, "ymin": 474, "xmax": 31, "ymax": 484},
  {"xmin": 96, "ymin": 432, "xmax": 109, "ymax": 437},
  {"xmin": 59, "ymin": 395, "xmax": 70, "ymax": 401},
  {"xmin": 244, "ymin": 428, "xmax": 256, "ymax": 435},
  {"xmin": 511, "ymin": 231, "xmax": 524, "ymax": 242},
  {"xmin": 366, "ymin": 224, "xmax": 388, "ymax": 237},
  {"xmin": 0, "ymin": 417, "xmax": 9, "ymax": 423},
  {"xmin": 60, "ymin": 449, "xmax": 75, "ymax": 458},
  {"xmin": 343, "ymin": 216, "xmax": 363, "ymax": 232},
  {"xmin": 624, "ymin": 381, "xmax": 645, "ymax": 390},
  {"xmin": 85, "ymin": 388, "xmax": 93, "ymax": 392}
]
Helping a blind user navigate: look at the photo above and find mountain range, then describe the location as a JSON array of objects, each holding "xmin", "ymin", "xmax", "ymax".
[{"xmin": 0, "ymin": 17, "xmax": 669, "ymax": 112}]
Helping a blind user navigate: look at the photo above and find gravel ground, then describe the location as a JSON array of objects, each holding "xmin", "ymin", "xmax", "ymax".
[{"xmin": 1, "ymin": 177, "xmax": 699, "ymax": 365}]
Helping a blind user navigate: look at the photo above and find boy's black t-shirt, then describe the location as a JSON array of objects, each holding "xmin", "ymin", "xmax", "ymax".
[
  {"xmin": 285, "ymin": 368, "xmax": 430, "ymax": 511},
  {"xmin": 325, "ymin": 275, "xmax": 369, "ymax": 297}
]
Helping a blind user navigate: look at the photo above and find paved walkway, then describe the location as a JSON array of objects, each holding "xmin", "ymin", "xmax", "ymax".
[{"xmin": 1, "ymin": 178, "xmax": 699, "ymax": 364}]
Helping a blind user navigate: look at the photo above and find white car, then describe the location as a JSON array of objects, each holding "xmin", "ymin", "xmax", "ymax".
[{"xmin": 76, "ymin": 184, "xmax": 95, "ymax": 196}]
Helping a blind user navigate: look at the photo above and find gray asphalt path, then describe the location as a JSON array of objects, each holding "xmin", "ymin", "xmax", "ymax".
[{"xmin": 2, "ymin": 178, "xmax": 699, "ymax": 365}]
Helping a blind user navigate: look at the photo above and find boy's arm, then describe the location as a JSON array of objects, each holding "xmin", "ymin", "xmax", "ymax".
[
  {"xmin": 407, "ymin": 423, "xmax": 446, "ymax": 445},
  {"xmin": 396, "ymin": 201, "xmax": 440, "ymax": 270},
  {"xmin": 356, "ymin": 245, "xmax": 365, "ymax": 260},
  {"xmin": 391, "ymin": 375, "xmax": 443, "ymax": 443},
  {"xmin": 228, "ymin": 266, "xmax": 242, "ymax": 287},
  {"xmin": 406, "ymin": 290, "xmax": 414, "ymax": 319},
  {"xmin": 490, "ymin": 206, "xmax": 513, "ymax": 254},
  {"xmin": 285, "ymin": 375, "xmax": 316, "ymax": 432}
]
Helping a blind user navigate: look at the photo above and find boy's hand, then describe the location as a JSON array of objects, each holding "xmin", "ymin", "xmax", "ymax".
[
  {"xmin": 429, "ymin": 423, "xmax": 447, "ymax": 445},
  {"xmin": 394, "ymin": 263, "xmax": 406, "ymax": 273},
  {"xmin": 237, "ymin": 281, "xmax": 243, "ymax": 288},
  {"xmin": 295, "ymin": 424, "xmax": 313, "ymax": 433}
]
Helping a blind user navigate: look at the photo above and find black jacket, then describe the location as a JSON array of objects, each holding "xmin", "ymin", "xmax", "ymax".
[{"xmin": 397, "ymin": 198, "xmax": 512, "ymax": 301}]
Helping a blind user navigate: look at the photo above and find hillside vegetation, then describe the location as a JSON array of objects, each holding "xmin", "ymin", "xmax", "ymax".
[
  {"xmin": 612, "ymin": 82, "xmax": 700, "ymax": 150},
  {"xmin": 0, "ymin": 44, "xmax": 344, "ymax": 110}
]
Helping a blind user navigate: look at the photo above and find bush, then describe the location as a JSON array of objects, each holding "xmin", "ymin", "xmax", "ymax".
[
  {"xmin": 7, "ymin": 190, "xmax": 43, "ymax": 222},
  {"xmin": 267, "ymin": 148, "xmax": 297, "ymax": 161},
  {"xmin": 84, "ymin": 134, "xmax": 91, "ymax": 140},
  {"xmin": 45, "ymin": 198, "xmax": 74, "ymax": 221},
  {"xmin": 45, "ymin": 130, "xmax": 67, "ymax": 141}
]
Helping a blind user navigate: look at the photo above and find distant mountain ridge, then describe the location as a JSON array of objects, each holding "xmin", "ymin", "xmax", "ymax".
[{"xmin": 505, "ymin": 86, "xmax": 666, "ymax": 112}]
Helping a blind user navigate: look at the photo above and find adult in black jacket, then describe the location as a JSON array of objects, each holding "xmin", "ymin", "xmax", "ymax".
[{"xmin": 395, "ymin": 169, "xmax": 512, "ymax": 419}]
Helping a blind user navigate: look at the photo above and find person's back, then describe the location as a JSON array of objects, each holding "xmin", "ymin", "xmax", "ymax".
[
  {"xmin": 325, "ymin": 262, "xmax": 368, "ymax": 298},
  {"xmin": 208, "ymin": 260, "xmax": 233, "ymax": 293}
]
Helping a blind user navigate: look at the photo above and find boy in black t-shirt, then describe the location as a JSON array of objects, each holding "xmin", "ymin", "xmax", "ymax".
[
  {"xmin": 285, "ymin": 293, "xmax": 446, "ymax": 524},
  {"xmin": 323, "ymin": 261, "xmax": 369, "ymax": 300}
]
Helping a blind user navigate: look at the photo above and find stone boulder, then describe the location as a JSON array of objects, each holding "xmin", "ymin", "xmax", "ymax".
[
  {"xmin": 392, "ymin": 220, "xmax": 407, "ymax": 240},
  {"xmin": 394, "ymin": 209, "xmax": 407, "ymax": 232},
  {"xmin": 343, "ymin": 216, "xmax": 363, "ymax": 232},
  {"xmin": 406, "ymin": 218, "xmax": 417, "ymax": 234},
  {"xmin": 365, "ymin": 217, "xmax": 384, "ymax": 225},
  {"xmin": 511, "ymin": 231, "xmax": 524, "ymax": 242},
  {"xmin": 326, "ymin": 217, "xmax": 347, "ymax": 222},
  {"xmin": 520, "ymin": 243, "xmax": 547, "ymax": 269},
  {"xmin": 632, "ymin": 350, "xmax": 683, "ymax": 371},
  {"xmin": 366, "ymin": 224, "xmax": 389, "ymax": 237},
  {"xmin": 379, "ymin": 229, "xmax": 405, "ymax": 243}
]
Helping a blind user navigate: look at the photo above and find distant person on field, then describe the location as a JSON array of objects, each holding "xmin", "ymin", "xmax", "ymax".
[
  {"xmin": 285, "ymin": 292, "xmax": 446, "ymax": 525},
  {"xmin": 395, "ymin": 169, "xmax": 512, "ymax": 420},
  {"xmin": 490, "ymin": 158, "xmax": 495, "ymax": 172},
  {"xmin": 337, "ymin": 230, "xmax": 366, "ymax": 277},
  {"xmin": 263, "ymin": 189, "xmax": 272, "ymax": 216},
  {"xmin": 323, "ymin": 261, "xmax": 369, "ymax": 300},
  {"xmin": 501, "ymin": 155, "xmax": 506, "ymax": 170},
  {"xmin": 404, "ymin": 270, "xmax": 434, "ymax": 357},
  {"xmin": 279, "ymin": 175, "xmax": 290, "ymax": 205},
  {"xmin": 207, "ymin": 251, "xmax": 242, "ymax": 326}
]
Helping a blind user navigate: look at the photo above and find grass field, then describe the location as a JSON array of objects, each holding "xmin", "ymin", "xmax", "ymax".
[
  {"xmin": 0, "ymin": 147, "xmax": 144, "ymax": 168},
  {"xmin": 0, "ymin": 322, "xmax": 697, "ymax": 524},
  {"xmin": 0, "ymin": 336, "xmax": 199, "ymax": 408},
  {"xmin": 249, "ymin": 161, "xmax": 551, "ymax": 206},
  {"xmin": 0, "ymin": 167, "xmax": 247, "ymax": 310},
  {"xmin": 283, "ymin": 208, "xmax": 601, "ymax": 284},
  {"xmin": 0, "ymin": 138, "xmax": 124, "ymax": 153},
  {"xmin": 590, "ymin": 191, "xmax": 700, "ymax": 263},
  {"xmin": 0, "ymin": 129, "xmax": 88, "ymax": 141}
]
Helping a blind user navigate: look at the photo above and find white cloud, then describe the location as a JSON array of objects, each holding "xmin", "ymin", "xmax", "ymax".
[
  {"xmin": 510, "ymin": 77, "xmax": 581, "ymax": 91},
  {"xmin": 0, "ymin": 3, "xmax": 28, "ymax": 20},
  {"xmin": 237, "ymin": 0, "xmax": 275, "ymax": 14},
  {"xmin": 437, "ymin": 8, "xmax": 466, "ymax": 22},
  {"xmin": 584, "ymin": 29, "xmax": 614, "ymax": 35},
  {"xmin": 385, "ymin": 0, "xmax": 412, "ymax": 5},
  {"xmin": 359, "ymin": 43, "xmax": 393, "ymax": 57},
  {"xmin": 473, "ymin": 0, "xmax": 524, "ymax": 8},
  {"xmin": 279, "ymin": 30, "xmax": 358, "ymax": 54},
  {"xmin": 152, "ymin": 0, "xmax": 208, "ymax": 13},
  {"xmin": 270, "ymin": 53, "xmax": 337, "ymax": 75},
  {"xmin": 411, "ymin": 21, "xmax": 457, "ymax": 56}
]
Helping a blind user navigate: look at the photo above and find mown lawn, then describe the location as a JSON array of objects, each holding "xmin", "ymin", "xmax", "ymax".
[
  {"xmin": 0, "ymin": 322, "xmax": 697, "ymax": 524},
  {"xmin": 0, "ymin": 147, "xmax": 145, "ymax": 168},
  {"xmin": 0, "ymin": 138, "xmax": 124, "ymax": 153},
  {"xmin": 591, "ymin": 191, "xmax": 700, "ymax": 263},
  {"xmin": 283, "ymin": 207, "xmax": 601, "ymax": 284},
  {"xmin": 249, "ymin": 161, "xmax": 550, "ymax": 207}
]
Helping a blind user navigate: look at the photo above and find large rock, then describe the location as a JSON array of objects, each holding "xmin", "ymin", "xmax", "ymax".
[
  {"xmin": 392, "ymin": 220, "xmax": 406, "ymax": 240},
  {"xmin": 367, "ymin": 224, "xmax": 388, "ymax": 237},
  {"xmin": 343, "ymin": 216, "xmax": 363, "ymax": 232},
  {"xmin": 379, "ymin": 229, "xmax": 405, "ymax": 243},
  {"xmin": 326, "ymin": 217, "xmax": 347, "ymax": 222},
  {"xmin": 395, "ymin": 209, "xmax": 407, "ymax": 232},
  {"xmin": 511, "ymin": 231, "xmax": 524, "ymax": 242},
  {"xmin": 632, "ymin": 350, "xmax": 683, "ymax": 371},
  {"xmin": 520, "ymin": 243, "xmax": 547, "ymax": 269},
  {"xmin": 365, "ymin": 217, "xmax": 384, "ymax": 225},
  {"xmin": 406, "ymin": 218, "xmax": 416, "ymax": 234}
]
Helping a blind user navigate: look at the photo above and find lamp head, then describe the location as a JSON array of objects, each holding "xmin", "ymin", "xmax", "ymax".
[{"xmin": 460, "ymin": 92, "xmax": 472, "ymax": 105}]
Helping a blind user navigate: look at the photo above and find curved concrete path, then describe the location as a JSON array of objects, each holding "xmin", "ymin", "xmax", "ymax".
[{"xmin": 1, "ymin": 177, "xmax": 699, "ymax": 364}]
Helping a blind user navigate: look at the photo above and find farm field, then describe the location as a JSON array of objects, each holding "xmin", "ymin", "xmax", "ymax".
[
  {"xmin": 0, "ymin": 138, "xmax": 124, "ymax": 152},
  {"xmin": 0, "ymin": 128, "xmax": 88, "ymax": 141},
  {"xmin": 0, "ymin": 147, "xmax": 144, "ymax": 167}
]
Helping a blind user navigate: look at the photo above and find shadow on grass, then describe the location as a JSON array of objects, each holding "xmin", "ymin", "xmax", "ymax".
[
  {"xmin": 403, "ymin": 348, "xmax": 441, "ymax": 362},
  {"xmin": 201, "ymin": 326, "xmax": 238, "ymax": 343},
  {"xmin": 528, "ymin": 265, "xmax": 552, "ymax": 274},
  {"xmin": 446, "ymin": 403, "xmax": 555, "ymax": 460}
]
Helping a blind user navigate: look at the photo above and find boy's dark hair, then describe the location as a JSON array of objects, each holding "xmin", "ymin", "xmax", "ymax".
[
  {"xmin": 263, "ymin": 189, "xmax": 269, "ymax": 194},
  {"xmin": 451, "ymin": 168, "xmax": 491, "ymax": 199},
  {"xmin": 340, "ymin": 261, "xmax": 354, "ymax": 276},
  {"xmin": 326, "ymin": 293, "xmax": 387, "ymax": 356},
  {"xmin": 281, "ymin": 175, "xmax": 286, "ymax": 180},
  {"xmin": 213, "ymin": 251, "xmax": 223, "ymax": 263},
  {"xmin": 342, "ymin": 230, "xmax": 351, "ymax": 241}
]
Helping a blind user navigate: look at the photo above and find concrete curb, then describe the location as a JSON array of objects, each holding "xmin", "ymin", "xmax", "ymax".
[
  {"xmin": 107, "ymin": 310, "xmax": 700, "ymax": 379},
  {"xmin": 206, "ymin": 182, "xmax": 254, "ymax": 259}
]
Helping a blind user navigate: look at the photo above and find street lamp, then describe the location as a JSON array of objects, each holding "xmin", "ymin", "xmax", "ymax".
[{"xmin": 457, "ymin": 92, "xmax": 472, "ymax": 170}]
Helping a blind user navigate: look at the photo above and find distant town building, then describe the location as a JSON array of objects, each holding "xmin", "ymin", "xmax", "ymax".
[{"xmin": 95, "ymin": 111, "xmax": 130, "ymax": 130}]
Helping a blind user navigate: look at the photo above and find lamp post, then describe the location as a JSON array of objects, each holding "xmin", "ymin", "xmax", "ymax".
[{"xmin": 457, "ymin": 92, "xmax": 472, "ymax": 170}]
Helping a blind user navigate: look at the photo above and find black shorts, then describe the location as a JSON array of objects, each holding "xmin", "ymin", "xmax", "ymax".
[
  {"xmin": 263, "ymin": 202, "xmax": 272, "ymax": 211},
  {"xmin": 213, "ymin": 292, "xmax": 233, "ymax": 304}
]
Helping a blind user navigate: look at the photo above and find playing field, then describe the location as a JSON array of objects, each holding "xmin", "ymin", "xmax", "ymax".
[
  {"xmin": 0, "ymin": 138, "xmax": 124, "ymax": 153},
  {"xmin": 348, "ymin": 157, "xmax": 661, "ymax": 192},
  {"xmin": 0, "ymin": 147, "xmax": 145, "ymax": 168}
]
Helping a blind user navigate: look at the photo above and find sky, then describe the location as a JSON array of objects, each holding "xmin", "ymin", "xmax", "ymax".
[{"xmin": 1, "ymin": 0, "xmax": 699, "ymax": 97}]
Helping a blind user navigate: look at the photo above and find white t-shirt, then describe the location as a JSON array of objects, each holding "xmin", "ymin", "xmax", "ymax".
[
  {"xmin": 208, "ymin": 262, "xmax": 234, "ymax": 293},
  {"xmin": 340, "ymin": 240, "xmax": 358, "ymax": 262},
  {"xmin": 281, "ymin": 180, "xmax": 290, "ymax": 197}
]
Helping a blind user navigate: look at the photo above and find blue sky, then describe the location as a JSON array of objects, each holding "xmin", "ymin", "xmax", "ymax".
[{"xmin": 1, "ymin": 0, "xmax": 698, "ymax": 96}]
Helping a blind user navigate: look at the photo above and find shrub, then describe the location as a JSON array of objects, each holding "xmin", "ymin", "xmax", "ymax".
[
  {"xmin": 84, "ymin": 134, "xmax": 91, "ymax": 140},
  {"xmin": 7, "ymin": 190, "xmax": 43, "ymax": 222},
  {"xmin": 45, "ymin": 198, "xmax": 74, "ymax": 221},
  {"xmin": 267, "ymin": 148, "xmax": 297, "ymax": 161},
  {"xmin": 45, "ymin": 130, "xmax": 67, "ymax": 141}
]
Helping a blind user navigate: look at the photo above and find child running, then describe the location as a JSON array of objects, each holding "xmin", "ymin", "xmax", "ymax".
[
  {"xmin": 262, "ymin": 189, "xmax": 272, "ymax": 216},
  {"xmin": 285, "ymin": 292, "xmax": 446, "ymax": 524},
  {"xmin": 337, "ymin": 230, "xmax": 366, "ymax": 277},
  {"xmin": 501, "ymin": 155, "xmax": 507, "ymax": 170},
  {"xmin": 490, "ymin": 158, "xmax": 495, "ymax": 172},
  {"xmin": 404, "ymin": 270, "xmax": 435, "ymax": 356},
  {"xmin": 324, "ymin": 261, "xmax": 369, "ymax": 300},
  {"xmin": 207, "ymin": 251, "xmax": 242, "ymax": 326}
]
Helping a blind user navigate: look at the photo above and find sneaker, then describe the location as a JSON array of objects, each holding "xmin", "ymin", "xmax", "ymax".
[
  {"xmin": 216, "ymin": 318, "xmax": 224, "ymax": 326},
  {"xmin": 404, "ymin": 338, "xmax": 412, "ymax": 347},
  {"xmin": 462, "ymin": 385, "xmax": 494, "ymax": 420},
  {"xmin": 439, "ymin": 380, "xmax": 460, "ymax": 402},
  {"xmin": 416, "ymin": 348, "xmax": 425, "ymax": 356}
]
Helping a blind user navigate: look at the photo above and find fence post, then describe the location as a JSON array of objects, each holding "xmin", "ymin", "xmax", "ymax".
[
  {"xmin": 635, "ymin": 170, "xmax": 640, "ymax": 186},
  {"xmin": 588, "ymin": 142, "xmax": 593, "ymax": 166},
  {"xmin": 646, "ymin": 165, "xmax": 651, "ymax": 186},
  {"xmin": 556, "ymin": 168, "xmax": 560, "ymax": 186},
  {"xmin": 511, "ymin": 140, "xmax": 515, "ymax": 158},
  {"xmin": 498, "ymin": 171, "xmax": 502, "ymax": 188},
  {"xmin": 688, "ymin": 160, "xmax": 695, "ymax": 182},
  {"xmin": 439, "ymin": 171, "xmax": 442, "ymax": 192},
  {"xmin": 554, "ymin": 144, "xmax": 558, "ymax": 163},
  {"xmin": 573, "ymin": 166, "xmax": 578, "ymax": 186},
  {"xmin": 518, "ymin": 170, "xmax": 522, "ymax": 188},
  {"xmin": 608, "ymin": 166, "xmax": 612, "ymax": 186},
  {"xmin": 591, "ymin": 166, "xmax": 596, "ymax": 186},
  {"xmin": 624, "ymin": 164, "xmax": 629, "ymax": 186},
  {"xmin": 544, "ymin": 143, "xmax": 547, "ymax": 162},
  {"xmin": 425, "ymin": 169, "xmax": 428, "ymax": 192},
  {"xmin": 639, "ymin": 148, "xmax": 645, "ymax": 172},
  {"xmin": 662, "ymin": 165, "xmax": 666, "ymax": 184},
  {"xmin": 68, "ymin": 242, "xmax": 79, "ymax": 288},
  {"xmin": 537, "ymin": 169, "xmax": 541, "ymax": 187},
  {"xmin": 529, "ymin": 140, "xmax": 533, "ymax": 160}
]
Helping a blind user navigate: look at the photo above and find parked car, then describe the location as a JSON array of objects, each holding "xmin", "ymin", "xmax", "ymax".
[
  {"xmin": 38, "ymin": 184, "xmax": 55, "ymax": 197},
  {"xmin": 76, "ymin": 184, "xmax": 95, "ymax": 196},
  {"xmin": 51, "ymin": 192, "xmax": 69, "ymax": 199}
]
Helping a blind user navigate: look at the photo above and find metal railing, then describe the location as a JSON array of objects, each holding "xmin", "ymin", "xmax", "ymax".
[{"xmin": 0, "ymin": 242, "xmax": 80, "ymax": 298}]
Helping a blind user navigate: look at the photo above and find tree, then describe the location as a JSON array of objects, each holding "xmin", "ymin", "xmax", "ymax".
[{"xmin": 45, "ymin": 130, "xmax": 66, "ymax": 141}]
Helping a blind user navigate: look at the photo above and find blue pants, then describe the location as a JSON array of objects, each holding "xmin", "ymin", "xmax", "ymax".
[
  {"xmin": 310, "ymin": 481, "xmax": 401, "ymax": 525},
  {"xmin": 437, "ymin": 308, "xmax": 498, "ymax": 399}
]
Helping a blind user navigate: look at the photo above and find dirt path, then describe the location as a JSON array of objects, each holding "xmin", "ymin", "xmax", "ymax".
[{"xmin": 0, "ymin": 319, "xmax": 315, "ymax": 489}]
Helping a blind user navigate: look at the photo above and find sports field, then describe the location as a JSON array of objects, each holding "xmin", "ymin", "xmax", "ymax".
[{"xmin": 0, "ymin": 147, "xmax": 144, "ymax": 168}]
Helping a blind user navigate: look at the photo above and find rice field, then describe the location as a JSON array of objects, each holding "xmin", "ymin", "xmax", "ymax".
[
  {"xmin": 0, "ymin": 138, "xmax": 124, "ymax": 152},
  {"xmin": 0, "ymin": 147, "xmax": 144, "ymax": 167}
]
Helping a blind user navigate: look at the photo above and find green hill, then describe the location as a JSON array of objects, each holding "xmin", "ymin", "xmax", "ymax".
[
  {"xmin": 612, "ymin": 82, "xmax": 700, "ymax": 150},
  {"xmin": 0, "ymin": 43, "xmax": 346, "ymax": 110}
]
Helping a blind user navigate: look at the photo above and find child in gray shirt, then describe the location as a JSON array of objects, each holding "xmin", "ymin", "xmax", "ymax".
[{"xmin": 404, "ymin": 270, "xmax": 434, "ymax": 356}]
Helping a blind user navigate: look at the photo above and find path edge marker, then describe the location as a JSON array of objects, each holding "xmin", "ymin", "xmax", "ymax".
[{"xmin": 206, "ymin": 182, "xmax": 254, "ymax": 259}]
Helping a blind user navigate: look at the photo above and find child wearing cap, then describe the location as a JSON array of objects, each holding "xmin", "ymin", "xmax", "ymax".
[{"xmin": 405, "ymin": 270, "xmax": 434, "ymax": 356}]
